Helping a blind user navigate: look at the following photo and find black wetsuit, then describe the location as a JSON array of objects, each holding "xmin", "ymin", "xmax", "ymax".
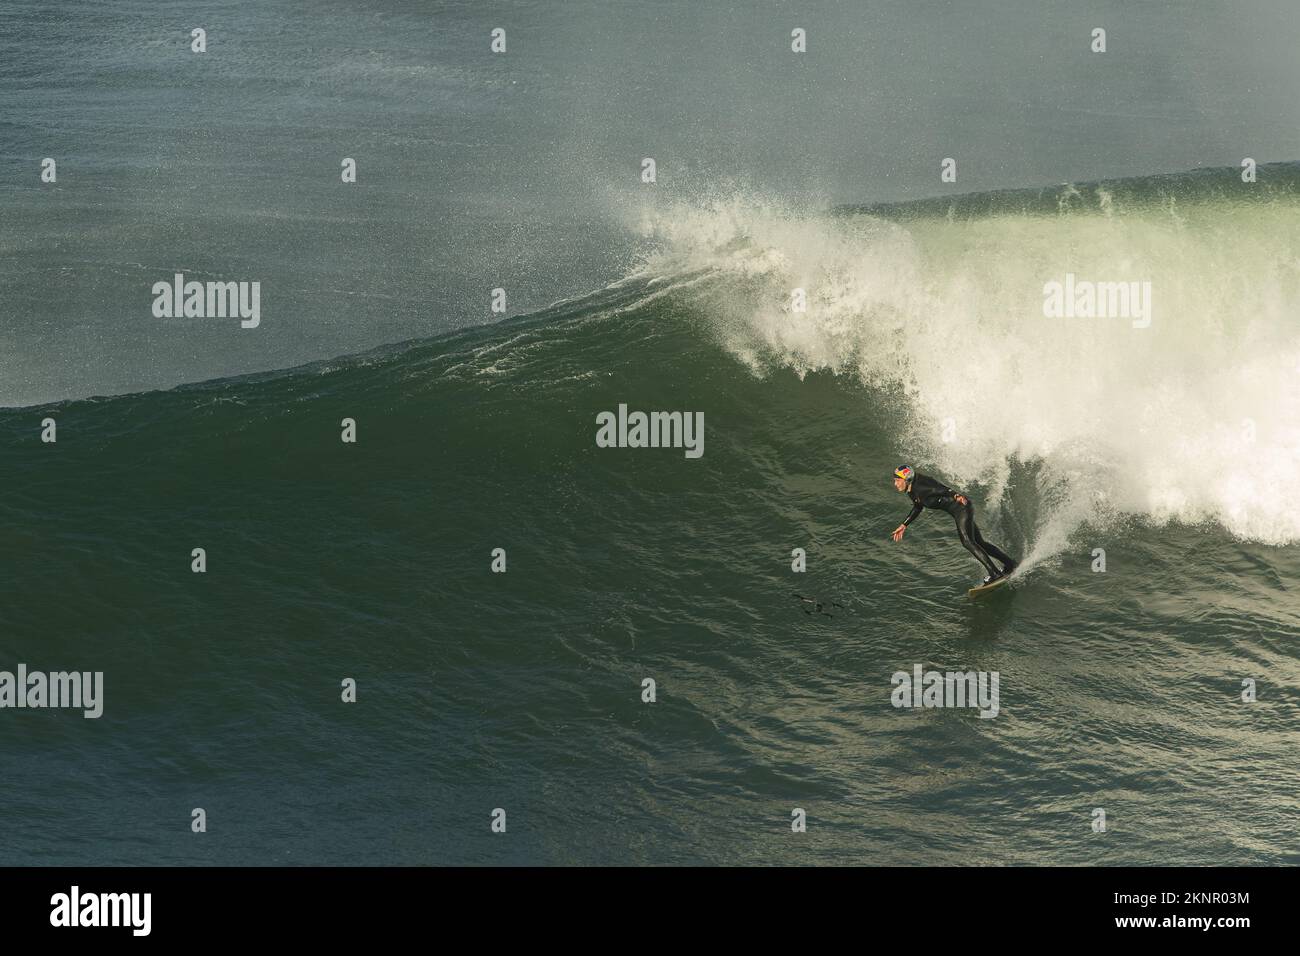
[{"xmin": 901, "ymin": 473, "xmax": 1016, "ymax": 579}]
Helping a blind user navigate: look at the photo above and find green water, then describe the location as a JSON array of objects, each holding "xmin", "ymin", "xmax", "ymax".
[{"xmin": 2, "ymin": 264, "xmax": 1297, "ymax": 864}]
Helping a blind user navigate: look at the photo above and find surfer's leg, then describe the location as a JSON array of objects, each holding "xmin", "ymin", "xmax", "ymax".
[
  {"xmin": 973, "ymin": 525, "xmax": 1017, "ymax": 573},
  {"xmin": 955, "ymin": 508, "xmax": 1000, "ymax": 578}
]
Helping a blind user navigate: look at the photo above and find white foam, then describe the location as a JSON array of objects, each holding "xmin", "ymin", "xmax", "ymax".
[{"xmin": 634, "ymin": 193, "xmax": 1300, "ymax": 550}]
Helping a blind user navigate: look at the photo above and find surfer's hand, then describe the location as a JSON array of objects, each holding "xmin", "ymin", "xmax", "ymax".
[
  {"xmin": 891, "ymin": 524, "xmax": 906, "ymax": 542},
  {"xmin": 954, "ymin": 494, "xmax": 968, "ymax": 506}
]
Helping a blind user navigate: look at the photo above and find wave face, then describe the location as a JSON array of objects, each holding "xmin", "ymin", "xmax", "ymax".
[{"xmin": 1, "ymin": 166, "xmax": 1298, "ymax": 866}]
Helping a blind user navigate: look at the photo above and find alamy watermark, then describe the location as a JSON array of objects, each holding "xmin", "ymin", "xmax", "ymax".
[
  {"xmin": 1042, "ymin": 273, "xmax": 1152, "ymax": 328},
  {"xmin": 595, "ymin": 403, "xmax": 704, "ymax": 459},
  {"xmin": 50, "ymin": 886, "xmax": 150, "ymax": 936},
  {"xmin": 891, "ymin": 664, "xmax": 999, "ymax": 718},
  {"xmin": 152, "ymin": 272, "xmax": 260, "ymax": 328},
  {"xmin": 0, "ymin": 664, "xmax": 103, "ymax": 718}
]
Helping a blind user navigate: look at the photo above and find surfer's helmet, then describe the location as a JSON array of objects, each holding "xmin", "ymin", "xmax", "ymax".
[{"xmin": 894, "ymin": 465, "xmax": 914, "ymax": 482}]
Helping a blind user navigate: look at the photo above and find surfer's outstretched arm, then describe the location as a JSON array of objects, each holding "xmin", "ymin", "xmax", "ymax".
[{"xmin": 892, "ymin": 502, "xmax": 923, "ymax": 541}]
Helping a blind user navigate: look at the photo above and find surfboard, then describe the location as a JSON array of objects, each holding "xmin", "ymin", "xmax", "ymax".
[{"xmin": 968, "ymin": 575, "xmax": 1012, "ymax": 597}]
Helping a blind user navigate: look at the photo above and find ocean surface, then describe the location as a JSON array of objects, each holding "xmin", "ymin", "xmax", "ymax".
[{"xmin": 1, "ymin": 1, "xmax": 1298, "ymax": 865}]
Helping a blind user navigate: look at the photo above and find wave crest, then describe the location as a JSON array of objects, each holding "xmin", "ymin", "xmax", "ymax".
[{"xmin": 634, "ymin": 175, "xmax": 1300, "ymax": 550}]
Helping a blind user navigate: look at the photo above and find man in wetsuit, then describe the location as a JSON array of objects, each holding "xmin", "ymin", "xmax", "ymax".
[{"xmin": 890, "ymin": 465, "xmax": 1018, "ymax": 583}]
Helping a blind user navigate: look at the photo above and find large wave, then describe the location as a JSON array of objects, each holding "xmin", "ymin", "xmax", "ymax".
[
  {"xmin": 627, "ymin": 165, "xmax": 1300, "ymax": 556},
  {"xmin": 14, "ymin": 165, "xmax": 1298, "ymax": 567}
]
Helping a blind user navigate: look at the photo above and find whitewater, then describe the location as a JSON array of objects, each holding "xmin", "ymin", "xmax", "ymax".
[{"xmin": 625, "ymin": 167, "xmax": 1300, "ymax": 564}]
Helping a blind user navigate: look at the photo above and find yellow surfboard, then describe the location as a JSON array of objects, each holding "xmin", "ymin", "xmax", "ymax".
[{"xmin": 968, "ymin": 575, "xmax": 1012, "ymax": 597}]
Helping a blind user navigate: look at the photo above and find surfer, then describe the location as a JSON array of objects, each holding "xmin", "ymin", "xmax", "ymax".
[{"xmin": 890, "ymin": 465, "xmax": 1018, "ymax": 584}]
